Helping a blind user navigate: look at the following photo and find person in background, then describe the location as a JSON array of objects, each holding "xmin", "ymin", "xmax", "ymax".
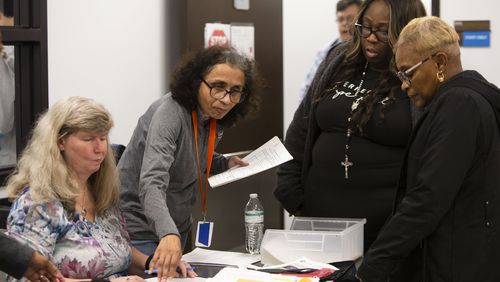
[
  {"xmin": 1, "ymin": 231, "xmax": 64, "ymax": 281},
  {"xmin": 5, "ymin": 97, "xmax": 152, "ymax": 281},
  {"xmin": 118, "ymin": 46, "xmax": 261, "ymax": 280},
  {"xmin": 299, "ymin": 0, "xmax": 362, "ymax": 100},
  {"xmin": 275, "ymin": 0, "xmax": 426, "ymax": 250},
  {"xmin": 0, "ymin": 28, "xmax": 16, "ymax": 167},
  {"xmin": 0, "ymin": 0, "xmax": 14, "ymax": 26},
  {"xmin": 357, "ymin": 16, "xmax": 500, "ymax": 282}
]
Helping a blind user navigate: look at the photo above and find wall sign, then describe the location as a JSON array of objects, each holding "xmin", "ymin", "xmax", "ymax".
[
  {"xmin": 204, "ymin": 22, "xmax": 255, "ymax": 59},
  {"xmin": 205, "ymin": 23, "xmax": 231, "ymax": 48},
  {"xmin": 454, "ymin": 20, "xmax": 490, "ymax": 47},
  {"xmin": 462, "ymin": 31, "xmax": 490, "ymax": 47}
]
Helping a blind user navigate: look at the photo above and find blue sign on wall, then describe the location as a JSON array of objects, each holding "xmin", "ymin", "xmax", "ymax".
[{"xmin": 462, "ymin": 31, "xmax": 490, "ymax": 47}]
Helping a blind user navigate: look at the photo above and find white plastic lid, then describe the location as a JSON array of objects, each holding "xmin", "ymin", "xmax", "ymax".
[{"xmin": 250, "ymin": 193, "xmax": 258, "ymax": 198}]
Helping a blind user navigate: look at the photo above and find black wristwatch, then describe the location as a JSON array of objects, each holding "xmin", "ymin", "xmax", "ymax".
[{"xmin": 145, "ymin": 254, "xmax": 154, "ymax": 270}]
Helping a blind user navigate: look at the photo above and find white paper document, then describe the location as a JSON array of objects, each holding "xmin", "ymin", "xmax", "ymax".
[
  {"xmin": 208, "ymin": 136, "xmax": 293, "ymax": 188},
  {"xmin": 247, "ymin": 257, "xmax": 338, "ymax": 271},
  {"xmin": 207, "ymin": 267, "xmax": 319, "ymax": 282},
  {"xmin": 146, "ymin": 278, "xmax": 206, "ymax": 282},
  {"xmin": 182, "ymin": 248, "xmax": 260, "ymax": 266}
]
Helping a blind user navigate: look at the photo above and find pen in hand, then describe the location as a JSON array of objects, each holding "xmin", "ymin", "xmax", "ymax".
[{"xmin": 145, "ymin": 266, "xmax": 195, "ymax": 275}]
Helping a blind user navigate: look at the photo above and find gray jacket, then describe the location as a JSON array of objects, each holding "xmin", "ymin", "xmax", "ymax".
[{"xmin": 119, "ymin": 93, "xmax": 228, "ymax": 241}]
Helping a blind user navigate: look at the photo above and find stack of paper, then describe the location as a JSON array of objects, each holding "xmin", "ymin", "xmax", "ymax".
[
  {"xmin": 207, "ymin": 267, "xmax": 320, "ymax": 282},
  {"xmin": 146, "ymin": 278, "xmax": 205, "ymax": 282},
  {"xmin": 182, "ymin": 248, "xmax": 260, "ymax": 266},
  {"xmin": 247, "ymin": 257, "xmax": 337, "ymax": 271},
  {"xmin": 208, "ymin": 136, "xmax": 293, "ymax": 188}
]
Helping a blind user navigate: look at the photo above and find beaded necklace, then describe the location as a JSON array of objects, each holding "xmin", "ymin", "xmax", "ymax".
[{"xmin": 340, "ymin": 62, "xmax": 369, "ymax": 179}]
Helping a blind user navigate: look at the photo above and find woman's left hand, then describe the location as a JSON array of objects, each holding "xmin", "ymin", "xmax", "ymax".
[{"xmin": 228, "ymin": 156, "xmax": 248, "ymax": 168}]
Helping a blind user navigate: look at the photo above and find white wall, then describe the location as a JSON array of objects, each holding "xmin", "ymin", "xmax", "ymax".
[
  {"xmin": 440, "ymin": 0, "xmax": 500, "ymax": 86},
  {"xmin": 283, "ymin": 0, "xmax": 338, "ymax": 133},
  {"xmin": 48, "ymin": 0, "xmax": 170, "ymax": 145}
]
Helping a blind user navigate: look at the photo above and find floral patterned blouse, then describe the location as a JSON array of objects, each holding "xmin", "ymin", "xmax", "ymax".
[{"xmin": 7, "ymin": 189, "xmax": 132, "ymax": 279}]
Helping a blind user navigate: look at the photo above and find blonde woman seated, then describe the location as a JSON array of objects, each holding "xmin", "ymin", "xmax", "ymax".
[{"xmin": 5, "ymin": 97, "xmax": 160, "ymax": 281}]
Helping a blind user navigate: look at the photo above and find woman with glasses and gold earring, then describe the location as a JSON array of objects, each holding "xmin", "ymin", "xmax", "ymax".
[
  {"xmin": 358, "ymin": 16, "xmax": 500, "ymax": 282},
  {"xmin": 117, "ymin": 46, "xmax": 262, "ymax": 281},
  {"xmin": 275, "ymin": 0, "xmax": 426, "ymax": 251}
]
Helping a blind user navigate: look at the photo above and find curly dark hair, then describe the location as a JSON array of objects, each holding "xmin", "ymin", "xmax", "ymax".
[
  {"xmin": 170, "ymin": 46, "xmax": 262, "ymax": 127},
  {"xmin": 319, "ymin": 0, "xmax": 426, "ymax": 133}
]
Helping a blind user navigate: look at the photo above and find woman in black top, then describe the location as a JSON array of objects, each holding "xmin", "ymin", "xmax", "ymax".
[{"xmin": 275, "ymin": 0, "xmax": 426, "ymax": 249}]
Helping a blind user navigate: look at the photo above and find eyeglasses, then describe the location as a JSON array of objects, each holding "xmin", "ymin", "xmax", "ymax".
[
  {"xmin": 354, "ymin": 23, "xmax": 389, "ymax": 42},
  {"xmin": 200, "ymin": 78, "xmax": 245, "ymax": 104},
  {"xmin": 396, "ymin": 54, "xmax": 435, "ymax": 86}
]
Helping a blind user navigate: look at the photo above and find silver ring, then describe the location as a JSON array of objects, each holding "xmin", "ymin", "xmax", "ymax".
[{"xmin": 40, "ymin": 275, "xmax": 47, "ymax": 281}]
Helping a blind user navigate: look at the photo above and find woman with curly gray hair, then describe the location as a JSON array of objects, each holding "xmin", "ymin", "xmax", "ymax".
[{"xmin": 118, "ymin": 46, "xmax": 262, "ymax": 280}]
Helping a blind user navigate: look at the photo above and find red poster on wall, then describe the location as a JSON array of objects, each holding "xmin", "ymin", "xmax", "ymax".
[{"xmin": 205, "ymin": 23, "xmax": 231, "ymax": 48}]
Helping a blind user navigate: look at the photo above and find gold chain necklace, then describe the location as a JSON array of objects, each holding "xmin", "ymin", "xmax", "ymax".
[
  {"xmin": 340, "ymin": 62, "xmax": 369, "ymax": 179},
  {"xmin": 80, "ymin": 187, "xmax": 88, "ymax": 221}
]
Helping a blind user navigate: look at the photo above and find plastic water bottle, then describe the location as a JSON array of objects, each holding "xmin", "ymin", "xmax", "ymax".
[{"xmin": 245, "ymin": 193, "xmax": 264, "ymax": 254}]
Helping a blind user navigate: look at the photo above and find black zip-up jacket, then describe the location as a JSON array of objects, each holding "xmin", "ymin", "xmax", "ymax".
[{"xmin": 358, "ymin": 71, "xmax": 500, "ymax": 282}]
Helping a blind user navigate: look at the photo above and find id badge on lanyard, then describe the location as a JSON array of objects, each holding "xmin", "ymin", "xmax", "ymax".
[{"xmin": 192, "ymin": 110, "xmax": 216, "ymax": 247}]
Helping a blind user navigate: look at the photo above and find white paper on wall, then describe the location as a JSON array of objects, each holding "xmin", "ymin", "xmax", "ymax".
[{"xmin": 230, "ymin": 24, "xmax": 255, "ymax": 59}]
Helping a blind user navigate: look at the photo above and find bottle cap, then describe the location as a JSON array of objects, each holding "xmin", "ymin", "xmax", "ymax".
[{"xmin": 250, "ymin": 193, "xmax": 258, "ymax": 198}]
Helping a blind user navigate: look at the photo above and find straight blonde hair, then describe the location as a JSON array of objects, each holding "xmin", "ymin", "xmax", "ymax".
[{"xmin": 7, "ymin": 96, "xmax": 119, "ymax": 215}]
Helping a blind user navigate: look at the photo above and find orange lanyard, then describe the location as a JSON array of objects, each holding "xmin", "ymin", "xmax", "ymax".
[{"xmin": 191, "ymin": 110, "xmax": 216, "ymax": 218}]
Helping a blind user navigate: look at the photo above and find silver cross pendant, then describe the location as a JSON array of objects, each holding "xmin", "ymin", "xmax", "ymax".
[{"xmin": 341, "ymin": 155, "xmax": 353, "ymax": 179}]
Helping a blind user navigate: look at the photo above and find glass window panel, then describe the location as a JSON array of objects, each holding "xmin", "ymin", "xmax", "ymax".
[
  {"xmin": 0, "ymin": 43, "xmax": 15, "ymax": 169},
  {"xmin": 0, "ymin": 0, "xmax": 14, "ymax": 27}
]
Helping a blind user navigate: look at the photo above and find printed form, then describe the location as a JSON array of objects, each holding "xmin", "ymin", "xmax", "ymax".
[{"xmin": 208, "ymin": 136, "xmax": 293, "ymax": 188}]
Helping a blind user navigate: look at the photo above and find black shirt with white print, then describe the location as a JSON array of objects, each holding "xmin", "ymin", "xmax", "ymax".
[{"xmin": 304, "ymin": 67, "xmax": 412, "ymax": 250}]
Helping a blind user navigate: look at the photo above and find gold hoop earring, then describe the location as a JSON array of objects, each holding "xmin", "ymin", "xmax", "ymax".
[{"xmin": 437, "ymin": 71, "xmax": 445, "ymax": 83}]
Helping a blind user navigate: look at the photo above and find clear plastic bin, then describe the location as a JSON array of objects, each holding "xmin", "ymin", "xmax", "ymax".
[{"xmin": 260, "ymin": 217, "xmax": 366, "ymax": 266}]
